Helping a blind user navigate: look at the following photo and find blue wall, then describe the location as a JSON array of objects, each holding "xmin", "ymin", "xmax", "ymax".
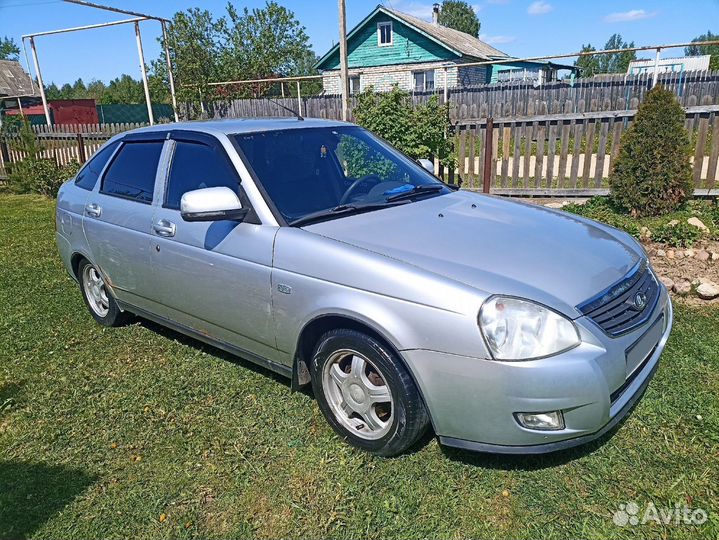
[{"xmin": 317, "ymin": 12, "xmax": 458, "ymax": 70}]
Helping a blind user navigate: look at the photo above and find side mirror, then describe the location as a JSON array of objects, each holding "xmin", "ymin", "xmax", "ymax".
[
  {"xmin": 418, "ymin": 158, "xmax": 434, "ymax": 174},
  {"xmin": 180, "ymin": 186, "xmax": 248, "ymax": 222}
]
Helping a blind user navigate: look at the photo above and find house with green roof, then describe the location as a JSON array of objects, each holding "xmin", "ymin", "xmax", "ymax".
[{"xmin": 315, "ymin": 4, "xmax": 576, "ymax": 94}]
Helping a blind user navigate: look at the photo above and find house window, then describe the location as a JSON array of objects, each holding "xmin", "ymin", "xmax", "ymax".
[
  {"xmin": 349, "ymin": 76, "xmax": 361, "ymax": 94},
  {"xmin": 413, "ymin": 70, "xmax": 435, "ymax": 91},
  {"xmin": 377, "ymin": 22, "xmax": 392, "ymax": 46}
]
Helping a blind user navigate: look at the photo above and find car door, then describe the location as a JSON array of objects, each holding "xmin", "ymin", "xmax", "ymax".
[
  {"xmin": 82, "ymin": 133, "xmax": 167, "ymax": 313},
  {"xmin": 149, "ymin": 130, "xmax": 280, "ymax": 361}
]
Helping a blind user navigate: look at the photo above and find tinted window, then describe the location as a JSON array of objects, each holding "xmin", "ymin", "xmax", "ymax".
[
  {"xmin": 75, "ymin": 141, "xmax": 119, "ymax": 190},
  {"xmin": 233, "ymin": 126, "xmax": 446, "ymax": 223},
  {"xmin": 101, "ymin": 141, "xmax": 163, "ymax": 203},
  {"xmin": 165, "ymin": 140, "xmax": 240, "ymax": 209}
]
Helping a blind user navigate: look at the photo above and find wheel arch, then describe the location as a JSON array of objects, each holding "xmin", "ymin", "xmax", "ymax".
[{"xmin": 291, "ymin": 312, "xmax": 436, "ymax": 431}]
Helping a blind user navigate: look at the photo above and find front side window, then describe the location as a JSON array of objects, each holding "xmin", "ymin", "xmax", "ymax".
[
  {"xmin": 233, "ymin": 126, "xmax": 448, "ymax": 224},
  {"xmin": 378, "ymin": 22, "xmax": 392, "ymax": 46},
  {"xmin": 101, "ymin": 141, "xmax": 163, "ymax": 203},
  {"xmin": 165, "ymin": 140, "xmax": 240, "ymax": 210},
  {"xmin": 75, "ymin": 140, "xmax": 119, "ymax": 190}
]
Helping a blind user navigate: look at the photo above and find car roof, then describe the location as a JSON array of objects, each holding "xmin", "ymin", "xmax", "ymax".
[{"xmin": 126, "ymin": 117, "xmax": 351, "ymax": 136}]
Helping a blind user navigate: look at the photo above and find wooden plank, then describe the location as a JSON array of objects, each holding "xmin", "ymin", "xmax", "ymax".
[
  {"xmin": 534, "ymin": 122, "xmax": 545, "ymax": 188},
  {"xmin": 569, "ymin": 120, "xmax": 583, "ymax": 188},
  {"xmin": 692, "ymin": 113, "xmax": 709, "ymax": 187},
  {"xmin": 453, "ymin": 104, "xmax": 719, "ymax": 127},
  {"xmin": 511, "ymin": 122, "xmax": 522, "ymax": 188},
  {"xmin": 594, "ymin": 117, "xmax": 610, "ymax": 187},
  {"xmin": 608, "ymin": 118, "xmax": 624, "ymax": 174},
  {"xmin": 500, "ymin": 123, "xmax": 510, "ymax": 187},
  {"xmin": 466, "ymin": 125, "xmax": 476, "ymax": 189},
  {"xmin": 458, "ymin": 125, "xmax": 467, "ymax": 183},
  {"xmin": 476, "ymin": 124, "xmax": 485, "ymax": 192},
  {"xmin": 557, "ymin": 120, "xmax": 571, "ymax": 188},
  {"xmin": 546, "ymin": 120, "xmax": 557, "ymax": 188},
  {"xmin": 706, "ymin": 115, "xmax": 719, "ymax": 190},
  {"xmin": 491, "ymin": 125, "xmax": 499, "ymax": 189},
  {"xmin": 581, "ymin": 119, "xmax": 596, "ymax": 189},
  {"xmin": 523, "ymin": 122, "xmax": 535, "ymax": 189}
]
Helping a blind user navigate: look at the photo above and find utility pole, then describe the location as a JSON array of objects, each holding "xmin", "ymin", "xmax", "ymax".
[{"xmin": 338, "ymin": 0, "xmax": 350, "ymax": 121}]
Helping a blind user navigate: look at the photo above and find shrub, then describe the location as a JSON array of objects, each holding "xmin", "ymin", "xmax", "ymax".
[
  {"xmin": 609, "ymin": 85, "xmax": 693, "ymax": 216},
  {"xmin": 652, "ymin": 220, "xmax": 703, "ymax": 247},
  {"xmin": 352, "ymin": 86, "xmax": 454, "ymax": 167},
  {"xmin": 9, "ymin": 159, "xmax": 80, "ymax": 198}
]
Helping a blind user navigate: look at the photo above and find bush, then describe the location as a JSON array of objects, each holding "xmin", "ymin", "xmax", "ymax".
[
  {"xmin": 609, "ymin": 85, "xmax": 693, "ymax": 216},
  {"xmin": 352, "ymin": 86, "xmax": 454, "ymax": 167},
  {"xmin": 9, "ymin": 159, "xmax": 80, "ymax": 198},
  {"xmin": 652, "ymin": 220, "xmax": 703, "ymax": 247}
]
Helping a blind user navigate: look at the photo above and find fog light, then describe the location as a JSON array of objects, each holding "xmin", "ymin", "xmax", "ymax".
[{"xmin": 515, "ymin": 411, "xmax": 565, "ymax": 431}]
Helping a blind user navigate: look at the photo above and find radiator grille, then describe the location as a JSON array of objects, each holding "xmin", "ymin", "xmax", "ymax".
[{"xmin": 578, "ymin": 261, "xmax": 660, "ymax": 336}]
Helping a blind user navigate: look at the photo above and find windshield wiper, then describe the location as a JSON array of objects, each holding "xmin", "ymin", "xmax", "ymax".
[
  {"xmin": 290, "ymin": 202, "xmax": 405, "ymax": 227},
  {"xmin": 385, "ymin": 184, "xmax": 445, "ymax": 202}
]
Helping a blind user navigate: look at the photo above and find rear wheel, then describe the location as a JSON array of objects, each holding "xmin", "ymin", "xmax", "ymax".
[
  {"xmin": 310, "ymin": 329, "xmax": 429, "ymax": 456},
  {"xmin": 78, "ymin": 259, "xmax": 129, "ymax": 327}
]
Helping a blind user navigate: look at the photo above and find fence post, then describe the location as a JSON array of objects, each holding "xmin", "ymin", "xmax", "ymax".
[
  {"xmin": 76, "ymin": 133, "xmax": 87, "ymax": 164},
  {"xmin": 482, "ymin": 117, "xmax": 494, "ymax": 193}
]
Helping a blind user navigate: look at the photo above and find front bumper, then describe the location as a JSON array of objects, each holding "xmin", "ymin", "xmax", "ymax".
[{"xmin": 402, "ymin": 288, "xmax": 673, "ymax": 454}]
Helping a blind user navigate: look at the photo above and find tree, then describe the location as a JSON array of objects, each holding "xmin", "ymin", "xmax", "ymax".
[
  {"xmin": 154, "ymin": 1, "xmax": 319, "ymax": 103},
  {"xmin": 685, "ymin": 30, "xmax": 719, "ymax": 70},
  {"xmin": 610, "ymin": 86, "xmax": 693, "ymax": 216},
  {"xmin": 575, "ymin": 44, "xmax": 600, "ymax": 77},
  {"xmin": 156, "ymin": 7, "xmax": 224, "ymax": 102},
  {"xmin": 575, "ymin": 34, "xmax": 636, "ymax": 77},
  {"xmin": 597, "ymin": 34, "xmax": 636, "ymax": 74},
  {"xmin": 102, "ymin": 74, "xmax": 144, "ymax": 104},
  {"xmin": 220, "ymin": 1, "xmax": 317, "ymax": 96},
  {"xmin": 0, "ymin": 36, "xmax": 20, "ymax": 61},
  {"xmin": 437, "ymin": 0, "xmax": 480, "ymax": 37}
]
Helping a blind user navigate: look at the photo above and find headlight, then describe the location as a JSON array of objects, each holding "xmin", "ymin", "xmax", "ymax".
[{"xmin": 479, "ymin": 296, "xmax": 580, "ymax": 360}]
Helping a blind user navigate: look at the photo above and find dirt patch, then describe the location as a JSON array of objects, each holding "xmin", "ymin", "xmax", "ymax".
[{"xmin": 645, "ymin": 240, "xmax": 719, "ymax": 306}]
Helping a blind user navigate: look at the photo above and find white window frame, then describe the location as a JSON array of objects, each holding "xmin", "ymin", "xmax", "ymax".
[
  {"xmin": 413, "ymin": 70, "xmax": 435, "ymax": 91},
  {"xmin": 377, "ymin": 21, "xmax": 393, "ymax": 47},
  {"xmin": 349, "ymin": 75, "xmax": 361, "ymax": 94}
]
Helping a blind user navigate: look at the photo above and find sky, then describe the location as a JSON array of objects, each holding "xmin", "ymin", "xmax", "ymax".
[{"xmin": 1, "ymin": 0, "xmax": 717, "ymax": 86}]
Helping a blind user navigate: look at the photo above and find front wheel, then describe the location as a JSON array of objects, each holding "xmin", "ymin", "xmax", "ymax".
[
  {"xmin": 310, "ymin": 329, "xmax": 429, "ymax": 456},
  {"xmin": 78, "ymin": 259, "xmax": 129, "ymax": 327}
]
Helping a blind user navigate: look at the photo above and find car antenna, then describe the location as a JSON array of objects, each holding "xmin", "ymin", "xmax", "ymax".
[{"xmin": 263, "ymin": 95, "xmax": 304, "ymax": 121}]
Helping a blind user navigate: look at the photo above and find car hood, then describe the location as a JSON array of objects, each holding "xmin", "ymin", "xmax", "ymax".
[{"xmin": 304, "ymin": 191, "xmax": 642, "ymax": 317}]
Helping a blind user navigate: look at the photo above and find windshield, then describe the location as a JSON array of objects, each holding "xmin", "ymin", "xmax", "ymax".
[{"xmin": 233, "ymin": 126, "xmax": 449, "ymax": 224}]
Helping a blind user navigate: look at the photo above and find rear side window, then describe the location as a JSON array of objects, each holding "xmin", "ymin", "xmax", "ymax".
[
  {"xmin": 165, "ymin": 140, "xmax": 240, "ymax": 210},
  {"xmin": 75, "ymin": 141, "xmax": 119, "ymax": 191},
  {"xmin": 101, "ymin": 141, "xmax": 163, "ymax": 203}
]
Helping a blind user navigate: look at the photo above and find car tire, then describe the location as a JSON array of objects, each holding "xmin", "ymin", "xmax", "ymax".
[
  {"xmin": 310, "ymin": 328, "xmax": 429, "ymax": 456},
  {"xmin": 77, "ymin": 259, "xmax": 129, "ymax": 327}
]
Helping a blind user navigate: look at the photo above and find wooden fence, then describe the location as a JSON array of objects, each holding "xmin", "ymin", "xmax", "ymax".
[
  {"xmin": 0, "ymin": 122, "xmax": 147, "ymax": 176},
  {"xmin": 442, "ymin": 104, "xmax": 719, "ymax": 196},
  {"xmin": 2, "ymin": 104, "xmax": 718, "ymax": 197},
  {"xmin": 190, "ymin": 70, "xmax": 719, "ymax": 123}
]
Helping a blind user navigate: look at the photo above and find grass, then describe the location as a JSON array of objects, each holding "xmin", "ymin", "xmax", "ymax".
[{"xmin": 0, "ymin": 193, "xmax": 718, "ymax": 539}]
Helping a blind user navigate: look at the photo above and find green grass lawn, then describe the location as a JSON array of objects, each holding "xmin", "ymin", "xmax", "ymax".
[{"xmin": 1, "ymin": 194, "xmax": 717, "ymax": 539}]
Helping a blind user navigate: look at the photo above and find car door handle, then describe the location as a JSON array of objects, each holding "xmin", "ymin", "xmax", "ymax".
[
  {"xmin": 85, "ymin": 203, "xmax": 102, "ymax": 218},
  {"xmin": 153, "ymin": 219, "xmax": 176, "ymax": 237}
]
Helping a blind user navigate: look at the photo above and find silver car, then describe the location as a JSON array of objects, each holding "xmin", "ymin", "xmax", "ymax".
[{"xmin": 55, "ymin": 118, "xmax": 672, "ymax": 456}]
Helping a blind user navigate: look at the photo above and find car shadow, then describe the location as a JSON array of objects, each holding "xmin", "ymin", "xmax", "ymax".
[
  {"xmin": 135, "ymin": 318, "xmax": 292, "ymax": 388},
  {"xmin": 0, "ymin": 461, "xmax": 96, "ymax": 538}
]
